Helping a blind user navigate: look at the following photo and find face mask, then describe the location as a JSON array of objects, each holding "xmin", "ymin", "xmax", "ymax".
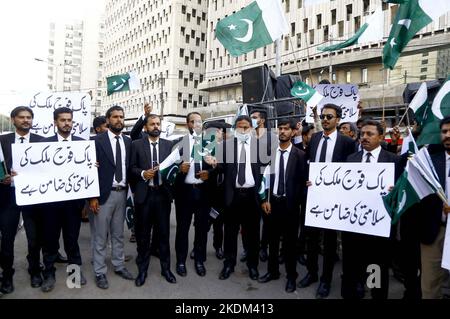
[
  {"xmin": 148, "ymin": 129, "xmax": 161, "ymax": 137},
  {"xmin": 235, "ymin": 130, "xmax": 250, "ymax": 143},
  {"xmin": 251, "ymin": 119, "xmax": 258, "ymax": 129}
]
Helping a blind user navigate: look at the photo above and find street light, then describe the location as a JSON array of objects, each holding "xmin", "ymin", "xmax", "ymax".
[{"xmin": 34, "ymin": 57, "xmax": 66, "ymax": 92}]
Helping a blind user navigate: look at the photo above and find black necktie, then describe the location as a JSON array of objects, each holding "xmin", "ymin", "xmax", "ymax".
[
  {"xmin": 319, "ymin": 136, "xmax": 329, "ymax": 162},
  {"xmin": 277, "ymin": 150, "xmax": 287, "ymax": 196},
  {"xmin": 19, "ymin": 137, "xmax": 25, "ymax": 143},
  {"xmin": 152, "ymin": 142, "xmax": 159, "ymax": 186},
  {"xmin": 115, "ymin": 136, "xmax": 123, "ymax": 183},
  {"xmin": 366, "ymin": 152, "xmax": 372, "ymax": 163},
  {"xmin": 238, "ymin": 141, "xmax": 246, "ymax": 186},
  {"xmin": 193, "ymin": 136, "xmax": 201, "ymax": 176}
]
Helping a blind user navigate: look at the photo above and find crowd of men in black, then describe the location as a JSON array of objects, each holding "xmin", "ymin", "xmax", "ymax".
[{"xmin": 0, "ymin": 101, "xmax": 448, "ymax": 299}]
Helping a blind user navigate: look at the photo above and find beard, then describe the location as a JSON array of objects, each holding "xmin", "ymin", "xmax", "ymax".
[
  {"xmin": 110, "ymin": 124, "xmax": 124, "ymax": 133},
  {"xmin": 148, "ymin": 129, "xmax": 161, "ymax": 137}
]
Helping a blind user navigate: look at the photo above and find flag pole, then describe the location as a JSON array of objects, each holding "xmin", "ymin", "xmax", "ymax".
[{"xmin": 275, "ymin": 39, "xmax": 281, "ymax": 77}]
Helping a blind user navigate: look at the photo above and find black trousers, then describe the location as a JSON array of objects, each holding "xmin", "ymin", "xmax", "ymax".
[
  {"xmin": 135, "ymin": 188, "xmax": 172, "ymax": 273},
  {"xmin": 209, "ymin": 206, "xmax": 224, "ymax": 250},
  {"xmin": 22, "ymin": 205, "xmax": 44, "ymax": 276},
  {"xmin": 266, "ymin": 197, "xmax": 299, "ymax": 280},
  {"xmin": 42, "ymin": 200, "xmax": 82, "ymax": 277},
  {"xmin": 223, "ymin": 188, "xmax": 260, "ymax": 269},
  {"xmin": 341, "ymin": 231, "xmax": 391, "ymax": 299},
  {"xmin": 296, "ymin": 199, "xmax": 307, "ymax": 256},
  {"xmin": 305, "ymin": 226, "xmax": 337, "ymax": 284},
  {"xmin": 175, "ymin": 184, "xmax": 210, "ymax": 264},
  {"xmin": 0, "ymin": 189, "xmax": 21, "ymax": 279},
  {"xmin": 260, "ymin": 212, "xmax": 269, "ymax": 250}
]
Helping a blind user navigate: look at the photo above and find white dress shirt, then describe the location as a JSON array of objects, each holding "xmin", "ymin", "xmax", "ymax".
[
  {"xmin": 57, "ymin": 134, "xmax": 72, "ymax": 142},
  {"xmin": 235, "ymin": 136, "xmax": 256, "ymax": 188},
  {"xmin": 362, "ymin": 145, "xmax": 382, "ymax": 163},
  {"xmin": 315, "ymin": 130, "xmax": 338, "ymax": 163},
  {"xmin": 141, "ymin": 138, "xmax": 162, "ymax": 186},
  {"xmin": 185, "ymin": 133, "xmax": 203, "ymax": 184},
  {"xmin": 273, "ymin": 144, "xmax": 292, "ymax": 196},
  {"xmin": 108, "ymin": 130, "xmax": 126, "ymax": 187},
  {"xmin": 15, "ymin": 132, "xmax": 30, "ymax": 144},
  {"xmin": 445, "ymin": 153, "xmax": 450, "ymax": 223}
]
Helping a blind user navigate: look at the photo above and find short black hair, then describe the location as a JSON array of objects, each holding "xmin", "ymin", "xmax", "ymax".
[
  {"xmin": 11, "ymin": 106, "xmax": 33, "ymax": 119},
  {"xmin": 186, "ymin": 112, "xmax": 201, "ymax": 123},
  {"xmin": 93, "ymin": 116, "xmax": 106, "ymax": 130},
  {"xmin": 301, "ymin": 124, "xmax": 315, "ymax": 136},
  {"xmin": 319, "ymin": 79, "xmax": 331, "ymax": 84},
  {"xmin": 361, "ymin": 119, "xmax": 384, "ymax": 135},
  {"xmin": 235, "ymin": 115, "xmax": 252, "ymax": 126},
  {"xmin": 143, "ymin": 113, "xmax": 161, "ymax": 125},
  {"xmin": 322, "ymin": 103, "xmax": 342, "ymax": 119},
  {"xmin": 204, "ymin": 120, "xmax": 227, "ymax": 130},
  {"xmin": 440, "ymin": 116, "xmax": 450, "ymax": 129},
  {"xmin": 105, "ymin": 105, "xmax": 124, "ymax": 119},
  {"xmin": 250, "ymin": 108, "xmax": 267, "ymax": 120},
  {"xmin": 340, "ymin": 122, "xmax": 357, "ymax": 134},
  {"xmin": 53, "ymin": 107, "xmax": 73, "ymax": 121},
  {"xmin": 277, "ymin": 118, "xmax": 296, "ymax": 130},
  {"xmin": 357, "ymin": 116, "xmax": 372, "ymax": 126}
]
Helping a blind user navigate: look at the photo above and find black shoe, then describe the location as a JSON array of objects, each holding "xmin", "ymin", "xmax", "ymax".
[
  {"xmin": 248, "ymin": 267, "xmax": 259, "ymax": 280},
  {"xmin": 95, "ymin": 274, "xmax": 109, "ymax": 289},
  {"xmin": 297, "ymin": 254, "xmax": 307, "ymax": 266},
  {"xmin": 240, "ymin": 250, "xmax": 247, "ymax": 262},
  {"xmin": 31, "ymin": 273, "xmax": 43, "ymax": 288},
  {"xmin": 135, "ymin": 272, "xmax": 147, "ymax": 287},
  {"xmin": 56, "ymin": 252, "xmax": 68, "ymax": 264},
  {"xmin": 41, "ymin": 275, "xmax": 56, "ymax": 293},
  {"xmin": 219, "ymin": 266, "xmax": 234, "ymax": 280},
  {"xmin": 190, "ymin": 249, "xmax": 195, "ymax": 260},
  {"xmin": 161, "ymin": 270, "xmax": 176, "ymax": 284},
  {"xmin": 297, "ymin": 272, "xmax": 318, "ymax": 288},
  {"xmin": 258, "ymin": 272, "xmax": 280, "ymax": 283},
  {"xmin": 0, "ymin": 278, "xmax": 14, "ymax": 294},
  {"xmin": 316, "ymin": 282, "xmax": 331, "ymax": 299},
  {"xmin": 114, "ymin": 268, "xmax": 134, "ymax": 280},
  {"xmin": 285, "ymin": 279, "xmax": 296, "ymax": 293},
  {"xmin": 259, "ymin": 248, "xmax": 268, "ymax": 262},
  {"xmin": 195, "ymin": 262, "xmax": 206, "ymax": 277},
  {"xmin": 215, "ymin": 248, "xmax": 224, "ymax": 260},
  {"xmin": 176, "ymin": 263, "xmax": 187, "ymax": 277}
]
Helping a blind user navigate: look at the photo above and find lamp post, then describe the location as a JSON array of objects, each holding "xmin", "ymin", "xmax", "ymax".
[{"xmin": 34, "ymin": 58, "xmax": 65, "ymax": 91}]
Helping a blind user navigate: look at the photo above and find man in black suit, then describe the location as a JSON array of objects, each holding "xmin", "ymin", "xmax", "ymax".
[
  {"xmin": 173, "ymin": 112, "xmax": 213, "ymax": 277},
  {"xmin": 418, "ymin": 116, "xmax": 450, "ymax": 299},
  {"xmin": 218, "ymin": 115, "xmax": 262, "ymax": 281},
  {"xmin": 89, "ymin": 105, "xmax": 135, "ymax": 289},
  {"xmin": 342, "ymin": 119, "xmax": 402, "ymax": 299},
  {"xmin": 258, "ymin": 119, "xmax": 308, "ymax": 293},
  {"xmin": 298, "ymin": 104, "xmax": 356, "ymax": 298},
  {"xmin": 39, "ymin": 107, "xmax": 86, "ymax": 292},
  {"xmin": 130, "ymin": 114, "xmax": 176, "ymax": 286},
  {"xmin": 0, "ymin": 106, "xmax": 42, "ymax": 294}
]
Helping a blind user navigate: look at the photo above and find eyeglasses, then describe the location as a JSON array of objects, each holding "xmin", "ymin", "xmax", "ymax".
[{"xmin": 319, "ymin": 114, "xmax": 336, "ymax": 120}]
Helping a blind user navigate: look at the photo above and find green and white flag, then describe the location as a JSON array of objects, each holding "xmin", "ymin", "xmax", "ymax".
[
  {"xmin": 409, "ymin": 82, "xmax": 429, "ymax": 126},
  {"xmin": 159, "ymin": 147, "xmax": 181, "ymax": 184},
  {"xmin": 400, "ymin": 128, "xmax": 419, "ymax": 156},
  {"xmin": 215, "ymin": 0, "xmax": 288, "ymax": 57},
  {"xmin": 290, "ymin": 81, "xmax": 324, "ymax": 107},
  {"xmin": 0, "ymin": 145, "xmax": 6, "ymax": 181},
  {"xmin": 383, "ymin": 0, "xmax": 450, "ymax": 69},
  {"xmin": 319, "ymin": 7, "xmax": 384, "ymax": 52},
  {"xmin": 125, "ymin": 187, "xmax": 135, "ymax": 230},
  {"xmin": 106, "ymin": 71, "xmax": 141, "ymax": 96},
  {"xmin": 258, "ymin": 165, "xmax": 271, "ymax": 201},
  {"xmin": 383, "ymin": 159, "xmax": 434, "ymax": 224}
]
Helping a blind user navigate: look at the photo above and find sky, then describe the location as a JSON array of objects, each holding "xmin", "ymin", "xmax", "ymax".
[{"xmin": 0, "ymin": 0, "xmax": 105, "ymax": 116}]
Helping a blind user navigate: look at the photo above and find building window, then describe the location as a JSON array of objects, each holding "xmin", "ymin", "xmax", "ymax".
[
  {"xmin": 179, "ymin": 48, "xmax": 184, "ymax": 57},
  {"xmin": 298, "ymin": 0, "xmax": 302, "ymax": 9},
  {"xmin": 346, "ymin": 71, "xmax": 351, "ymax": 83},
  {"xmin": 361, "ymin": 68, "xmax": 368, "ymax": 83},
  {"xmin": 179, "ymin": 70, "xmax": 183, "ymax": 79},
  {"xmin": 421, "ymin": 67, "xmax": 428, "ymax": 73},
  {"xmin": 183, "ymin": 100, "xmax": 187, "ymax": 108},
  {"xmin": 420, "ymin": 75, "xmax": 427, "ymax": 80},
  {"xmin": 303, "ymin": 18, "xmax": 308, "ymax": 33},
  {"xmin": 317, "ymin": 14, "xmax": 322, "ymax": 29},
  {"xmin": 178, "ymin": 93, "xmax": 182, "ymax": 102},
  {"xmin": 285, "ymin": 37, "xmax": 289, "ymax": 51},
  {"xmin": 354, "ymin": 16, "xmax": 361, "ymax": 33},
  {"xmin": 422, "ymin": 59, "xmax": 428, "ymax": 65},
  {"xmin": 291, "ymin": 22, "xmax": 295, "ymax": 36},
  {"xmin": 331, "ymin": 9, "xmax": 336, "ymax": 25},
  {"xmin": 338, "ymin": 21, "xmax": 344, "ymax": 37},
  {"xmin": 346, "ymin": 4, "xmax": 352, "ymax": 21},
  {"xmin": 181, "ymin": 5, "xmax": 186, "ymax": 14},
  {"xmin": 309, "ymin": 30, "xmax": 314, "ymax": 45},
  {"xmin": 363, "ymin": 0, "xmax": 370, "ymax": 14},
  {"xmin": 323, "ymin": 25, "xmax": 329, "ymax": 42},
  {"xmin": 184, "ymin": 78, "xmax": 188, "ymax": 86},
  {"xmin": 296, "ymin": 33, "xmax": 301, "ymax": 48},
  {"xmin": 285, "ymin": 0, "xmax": 290, "ymax": 13}
]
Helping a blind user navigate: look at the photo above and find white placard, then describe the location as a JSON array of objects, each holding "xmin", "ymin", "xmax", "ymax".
[
  {"xmin": 21, "ymin": 92, "xmax": 91, "ymax": 140},
  {"xmin": 313, "ymin": 84, "xmax": 360, "ymax": 123},
  {"xmin": 12, "ymin": 141, "xmax": 99, "ymax": 206},
  {"xmin": 305, "ymin": 162, "xmax": 394, "ymax": 237}
]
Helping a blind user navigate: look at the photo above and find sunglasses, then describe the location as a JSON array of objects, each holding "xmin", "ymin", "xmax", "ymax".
[{"xmin": 319, "ymin": 114, "xmax": 336, "ymax": 120}]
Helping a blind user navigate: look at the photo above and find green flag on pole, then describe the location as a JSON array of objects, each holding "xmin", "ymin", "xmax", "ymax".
[{"xmin": 106, "ymin": 71, "xmax": 141, "ymax": 96}]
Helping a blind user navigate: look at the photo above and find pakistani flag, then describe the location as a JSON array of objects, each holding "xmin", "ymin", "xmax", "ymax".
[
  {"xmin": 258, "ymin": 165, "xmax": 271, "ymax": 201},
  {"xmin": 0, "ymin": 145, "xmax": 6, "ymax": 181},
  {"xmin": 383, "ymin": 0, "xmax": 450, "ymax": 69},
  {"xmin": 159, "ymin": 147, "xmax": 181, "ymax": 184},
  {"xmin": 106, "ymin": 71, "xmax": 141, "ymax": 96},
  {"xmin": 400, "ymin": 128, "xmax": 419, "ymax": 156},
  {"xmin": 125, "ymin": 187, "xmax": 135, "ymax": 230},
  {"xmin": 409, "ymin": 82, "xmax": 429, "ymax": 126},
  {"xmin": 383, "ymin": 159, "xmax": 434, "ymax": 224},
  {"xmin": 319, "ymin": 7, "xmax": 383, "ymax": 52},
  {"xmin": 291, "ymin": 81, "xmax": 324, "ymax": 107},
  {"xmin": 215, "ymin": 0, "xmax": 288, "ymax": 56}
]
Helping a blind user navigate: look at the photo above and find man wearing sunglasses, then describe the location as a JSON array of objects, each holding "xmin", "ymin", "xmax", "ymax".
[{"xmin": 298, "ymin": 104, "xmax": 356, "ymax": 299}]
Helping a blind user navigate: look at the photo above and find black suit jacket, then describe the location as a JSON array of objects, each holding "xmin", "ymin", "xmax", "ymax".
[
  {"xmin": 40, "ymin": 134, "xmax": 84, "ymax": 143},
  {"xmin": 308, "ymin": 131, "xmax": 357, "ymax": 163},
  {"xmin": 94, "ymin": 131, "xmax": 132, "ymax": 205},
  {"xmin": 418, "ymin": 151, "xmax": 446, "ymax": 245},
  {"xmin": 267, "ymin": 146, "xmax": 308, "ymax": 211},
  {"xmin": 130, "ymin": 115, "xmax": 146, "ymax": 141},
  {"xmin": 130, "ymin": 137, "xmax": 174, "ymax": 204}
]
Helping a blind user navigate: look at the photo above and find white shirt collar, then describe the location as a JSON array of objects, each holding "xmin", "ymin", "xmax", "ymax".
[
  {"xmin": 363, "ymin": 145, "xmax": 382, "ymax": 160},
  {"xmin": 15, "ymin": 132, "xmax": 30, "ymax": 142},
  {"xmin": 322, "ymin": 129, "xmax": 338, "ymax": 142},
  {"xmin": 446, "ymin": 152, "xmax": 450, "ymax": 161},
  {"xmin": 149, "ymin": 137, "xmax": 160, "ymax": 145},
  {"xmin": 277, "ymin": 143, "xmax": 293, "ymax": 154},
  {"xmin": 108, "ymin": 129, "xmax": 122, "ymax": 140},
  {"xmin": 57, "ymin": 133, "xmax": 71, "ymax": 142}
]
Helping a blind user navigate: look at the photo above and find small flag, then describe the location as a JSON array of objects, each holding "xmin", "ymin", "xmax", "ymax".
[
  {"xmin": 215, "ymin": 0, "xmax": 288, "ymax": 56},
  {"xmin": 258, "ymin": 165, "xmax": 271, "ymax": 201},
  {"xmin": 0, "ymin": 145, "xmax": 6, "ymax": 180},
  {"xmin": 318, "ymin": 7, "xmax": 384, "ymax": 52},
  {"xmin": 290, "ymin": 81, "xmax": 324, "ymax": 108},
  {"xmin": 159, "ymin": 147, "xmax": 181, "ymax": 184},
  {"xmin": 106, "ymin": 71, "xmax": 141, "ymax": 96},
  {"xmin": 409, "ymin": 82, "xmax": 429, "ymax": 126},
  {"xmin": 400, "ymin": 128, "xmax": 419, "ymax": 156},
  {"xmin": 383, "ymin": 0, "xmax": 450, "ymax": 69},
  {"xmin": 125, "ymin": 187, "xmax": 135, "ymax": 230}
]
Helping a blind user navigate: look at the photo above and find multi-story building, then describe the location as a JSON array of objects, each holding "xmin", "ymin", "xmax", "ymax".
[
  {"xmin": 48, "ymin": 17, "xmax": 105, "ymax": 117},
  {"xmin": 103, "ymin": 0, "xmax": 209, "ymax": 127},
  {"xmin": 200, "ymin": 0, "xmax": 450, "ymax": 122}
]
